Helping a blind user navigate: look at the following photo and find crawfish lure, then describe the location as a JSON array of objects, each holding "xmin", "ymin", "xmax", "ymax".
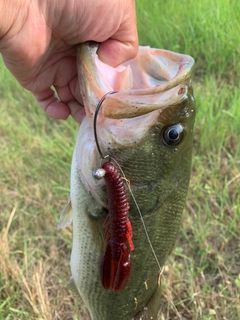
[
  {"xmin": 92, "ymin": 92, "xmax": 134, "ymax": 293},
  {"xmin": 97, "ymin": 162, "xmax": 134, "ymax": 293}
]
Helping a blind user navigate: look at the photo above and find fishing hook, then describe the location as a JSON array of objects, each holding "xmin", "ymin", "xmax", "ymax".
[{"xmin": 93, "ymin": 91, "xmax": 117, "ymax": 159}]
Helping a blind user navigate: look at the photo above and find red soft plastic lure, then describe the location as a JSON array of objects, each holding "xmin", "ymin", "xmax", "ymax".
[{"xmin": 99, "ymin": 162, "xmax": 134, "ymax": 293}]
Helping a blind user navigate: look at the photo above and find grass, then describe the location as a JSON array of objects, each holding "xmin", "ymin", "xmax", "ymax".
[{"xmin": 0, "ymin": 1, "xmax": 240, "ymax": 319}]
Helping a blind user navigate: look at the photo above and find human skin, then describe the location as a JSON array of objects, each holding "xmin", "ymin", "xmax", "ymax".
[{"xmin": 0, "ymin": 0, "xmax": 138, "ymax": 122}]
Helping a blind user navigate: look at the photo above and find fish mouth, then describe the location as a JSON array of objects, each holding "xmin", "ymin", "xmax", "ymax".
[{"xmin": 77, "ymin": 42, "xmax": 195, "ymax": 120}]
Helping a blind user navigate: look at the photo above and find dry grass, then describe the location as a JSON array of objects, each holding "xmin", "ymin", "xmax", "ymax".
[{"xmin": 0, "ymin": 90, "xmax": 80, "ymax": 319}]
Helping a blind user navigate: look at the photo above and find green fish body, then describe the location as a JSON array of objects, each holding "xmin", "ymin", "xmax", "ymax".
[{"xmin": 59, "ymin": 42, "xmax": 195, "ymax": 320}]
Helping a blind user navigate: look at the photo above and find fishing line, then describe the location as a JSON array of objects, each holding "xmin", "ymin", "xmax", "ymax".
[{"xmin": 93, "ymin": 91, "xmax": 162, "ymax": 273}]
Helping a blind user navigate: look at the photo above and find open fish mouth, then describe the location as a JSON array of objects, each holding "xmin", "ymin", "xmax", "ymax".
[{"xmin": 77, "ymin": 42, "xmax": 194, "ymax": 120}]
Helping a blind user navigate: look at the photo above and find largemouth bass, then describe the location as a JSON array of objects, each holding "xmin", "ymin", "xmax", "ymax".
[{"xmin": 59, "ymin": 42, "xmax": 195, "ymax": 320}]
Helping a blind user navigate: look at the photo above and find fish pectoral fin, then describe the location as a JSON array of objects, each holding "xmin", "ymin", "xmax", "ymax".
[
  {"xmin": 67, "ymin": 276, "xmax": 81, "ymax": 297},
  {"xmin": 57, "ymin": 196, "xmax": 73, "ymax": 229}
]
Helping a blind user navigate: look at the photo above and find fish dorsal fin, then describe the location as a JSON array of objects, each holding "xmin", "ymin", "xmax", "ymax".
[
  {"xmin": 57, "ymin": 197, "xmax": 73, "ymax": 229},
  {"xmin": 67, "ymin": 276, "xmax": 81, "ymax": 297}
]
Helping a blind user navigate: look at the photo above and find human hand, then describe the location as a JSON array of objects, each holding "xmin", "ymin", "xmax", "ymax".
[{"xmin": 0, "ymin": 0, "xmax": 138, "ymax": 122}]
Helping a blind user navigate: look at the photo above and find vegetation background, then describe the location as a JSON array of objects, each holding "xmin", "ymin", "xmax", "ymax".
[{"xmin": 0, "ymin": 1, "xmax": 239, "ymax": 319}]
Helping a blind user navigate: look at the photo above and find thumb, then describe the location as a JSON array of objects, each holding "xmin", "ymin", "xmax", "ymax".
[
  {"xmin": 97, "ymin": 37, "xmax": 138, "ymax": 67},
  {"xmin": 97, "ymin": 1, "xmax": 138, "ymax": 67}
]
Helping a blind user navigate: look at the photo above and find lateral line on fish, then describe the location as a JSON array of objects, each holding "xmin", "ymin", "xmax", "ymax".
[{"xmin": 110, "ymin": 156, "xmax": 162, "ymax": 273}]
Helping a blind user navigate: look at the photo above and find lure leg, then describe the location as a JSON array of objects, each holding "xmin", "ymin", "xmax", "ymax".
[
  {"xmin": 99, "ymin": 241, "xmax": 132, "ymax": 293},
  {"xmin": 99, "ymin": 243, "xmax": 112, "ymax": 290},
  {"xmin": 112, "ymin": 243, "xmax": 132, "ymax": 293},
  {"xmin": 126, "ymin": 220, "xmax": 134, "ymax": 250}
]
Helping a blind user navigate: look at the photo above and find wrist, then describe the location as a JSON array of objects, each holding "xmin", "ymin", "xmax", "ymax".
[{"xmin": 0, "ymin": 0, "xmax": 29, "ymax": 43}]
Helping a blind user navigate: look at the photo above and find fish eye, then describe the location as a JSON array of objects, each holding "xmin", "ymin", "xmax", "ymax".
[{"xmin": 163, "ymin": 124, "xmax": 184, "ymax": 146}]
